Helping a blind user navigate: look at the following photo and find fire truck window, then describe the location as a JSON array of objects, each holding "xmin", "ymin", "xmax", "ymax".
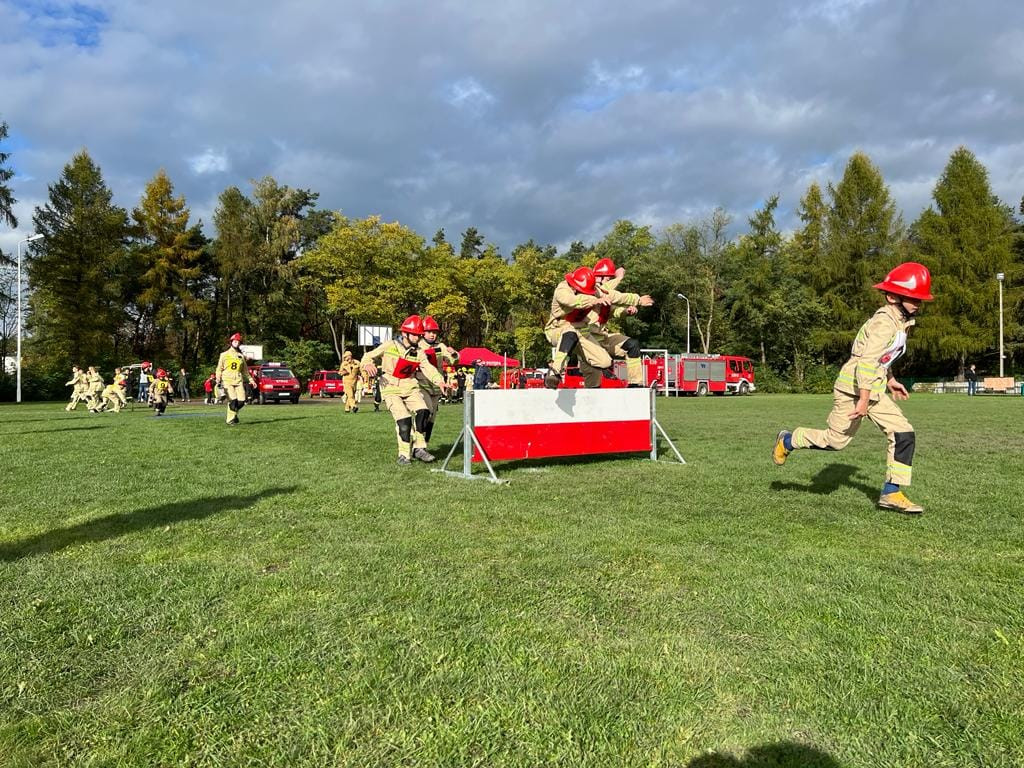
[{"xmin": 730, "ymin": 360, "xmax": 740, "ymax": 373}]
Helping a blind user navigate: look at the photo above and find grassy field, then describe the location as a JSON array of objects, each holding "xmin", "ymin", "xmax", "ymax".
[{"xmin": 1, "ymin": 393, "xmax": 1022, "ymax": 767}]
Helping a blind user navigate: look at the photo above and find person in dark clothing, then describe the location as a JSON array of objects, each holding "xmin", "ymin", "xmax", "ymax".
[
  {"xmin": 177, "ymin": 368, "xmax": 191, "ymax": 402},
  {"xmin": 473, "ymin": 360, "xmax": 491, "ymax": 390},
  {"xmin": 965, "ymin": 364, "xmax": 979, "ymax": 396}
]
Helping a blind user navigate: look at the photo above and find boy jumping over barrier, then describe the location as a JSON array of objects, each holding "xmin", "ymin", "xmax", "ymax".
[{"xmin": 773, "ymin": 262, "xmax": 934, "ymax": 514}]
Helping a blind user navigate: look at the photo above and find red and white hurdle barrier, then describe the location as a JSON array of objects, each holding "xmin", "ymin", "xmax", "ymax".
[{"xmin": 437, "ymin": 388, "xmax": 684, "ymax": 483}]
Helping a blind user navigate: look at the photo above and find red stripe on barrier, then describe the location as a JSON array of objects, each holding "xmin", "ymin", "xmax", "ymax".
[{"xmin": 472, "ymin": 420, "xmax": 651, "ymax": 462}]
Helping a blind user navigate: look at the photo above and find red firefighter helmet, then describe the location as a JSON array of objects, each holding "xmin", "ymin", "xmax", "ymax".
[
  {"xmin": 874, "ymin": 262, "xmax": 934, "ymax": 301},
  {"xmin": 593, "ymin": 258, "xmax": 616, "ymax": 278},
  {"xmin": 141, "ymin": 361, "xmax": 152, "ymax": 369},
  {"xmin": 156, "ymin": 368, "xmax": 167, "ymax": 378},
  {"xmin": 229, "ymin": 332, "xmax": 243, "ymax": 343},
  {"xmin": 422, "ymin": 315, "xmax": 441, "ymax": 333},
  {"xmin": 400, "ymin": 315, "xmax": 425, "ymax": 335},
  {"xmin": 564, "ymin": 266, "xmax": 597, "ymax": 295}
]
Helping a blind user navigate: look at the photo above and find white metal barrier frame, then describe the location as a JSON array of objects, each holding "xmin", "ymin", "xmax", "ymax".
[{"xmin": 434, "ymin": 388, "xmax": 685, "ymax": 484}]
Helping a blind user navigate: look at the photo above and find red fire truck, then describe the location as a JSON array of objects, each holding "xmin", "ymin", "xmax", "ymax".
[{"xmin": 614, "ymin": 352, "xmax": 756, "ymax": 395}]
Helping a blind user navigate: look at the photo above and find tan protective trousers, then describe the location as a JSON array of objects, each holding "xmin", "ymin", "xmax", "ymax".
[
  {"xmin": 546, "ymin": 326, "xmax": 614, "ymax": 385},
  {"xmin": 586, "ymin": 331, "xmax": 643, "ymax": 385},
  {"xmin": 792, "ymin": 389, "xmax": 915, "ymax": 485},
  {"xmin": 384, "ymin": 388, "xmax": 428, "ymax": 457},
  {"xmin": 343, "ymin": 381, "xmax": 358, "ymax": 411},
  {"xmin": 224, "ymin": 382, "xmax": 246, "ymax": 423}
]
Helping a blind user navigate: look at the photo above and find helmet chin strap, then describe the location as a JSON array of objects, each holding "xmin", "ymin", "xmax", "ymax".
[{"xmin": 890, "ymin": 295, "xmax": 915, "ymax": 320}]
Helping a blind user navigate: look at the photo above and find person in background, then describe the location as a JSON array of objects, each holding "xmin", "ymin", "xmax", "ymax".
[
  {"xmin": 177, "ymin": 367, "xmax": 191, "ymax": 402},
  {"xmin": 203, "ymin": 373, "xmax": 215, "ymax": 404},
  {"xmin": 151, "ymin": 368, "xmax": 171, "ymax": 416},
  {"xmin": 85, "ymin": 366, "xmax": 105, "ymax": 412},
  {"xmin": 473, "ymin": 359, "xmax": 491, "ymax": 390},
  {"xmin": 65, "ymin": 365, "xmax": 87, "ymax": 411},
  {"xmin": 965, "ymin": 364, "xmax": 978, "ymax": 396},
  {"xmin": 340, "ymin": 350, "xmax": 362, "ymax": 413},
  {"xmin": 137, "ymin": 361, "xmax": 152, "ymax": 402}
]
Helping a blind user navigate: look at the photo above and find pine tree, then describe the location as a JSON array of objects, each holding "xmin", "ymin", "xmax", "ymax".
[
  {"xmin": 817, "ymin": 152, "xmax": 905, "ymax": 358},
  {"xmin": 0, "ymin": 120, "xmax": 16, "ymax": 230},
  {"xmin": 910, "ymin": 147, "xmax": 1020, "ymax": 371},
  {"xmin": 459, "ymin": 227, "xmax": 484, "ymax": 259},
  {"xmin": 28, "ymin": 150, "xmax": 129, "ymax": 368},
  {"xmin": 131, "ymin": 169, "xmax": 207, "ymax": 365}
]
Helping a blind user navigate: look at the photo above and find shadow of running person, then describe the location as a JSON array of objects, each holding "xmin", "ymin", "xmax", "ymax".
[
  {"xmin": 0, "ymin": 486, "xmax": 299, "ymax": 563},
  {"xmin": 688, "ymin": 740, "xmax": 842, "ymax": 768},
  {"xmin": 770, "ymin": 463, "xmax": 877, "ymax": 505}
]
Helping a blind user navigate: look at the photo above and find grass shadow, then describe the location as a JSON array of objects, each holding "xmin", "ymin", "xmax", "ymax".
[
  {"xmin": 688, "ymin": 740, "xmax": 842, "ymax": 767},
  {"xmin": 2, "ymin": 424, "xmax": 110, "ymax": 435},
  {"xmin": 770, "ymin": 463, "xmax": 877, "ymax": 504},
  {"xmin": 241, "ymin": 416, "xmax": 315, "ymax": 425},
  {"xmin": 0, "ymin": 486, "xmax": 299, "ymax": 562}
]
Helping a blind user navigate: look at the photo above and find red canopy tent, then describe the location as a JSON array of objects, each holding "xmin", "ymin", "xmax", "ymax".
[{"xmin": 458, "ymin": 347, "xmax": 520, "ymax": 367}]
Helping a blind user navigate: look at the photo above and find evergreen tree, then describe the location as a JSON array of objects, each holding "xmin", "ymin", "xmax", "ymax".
[
  {"xmin": 131, "ymin": 169, "xmax": 207, "ymax": 365},
  {"xmin": 910, "ymin": 147, "xmax": 1020, "ymax": 371},
  {"xmin": 28, "ymin": 151, "xmax": 130, "ymax": 368},
  {"xmin": 816, "ymin": 152, "xmax": 905, "ymax": 358},
  {"xmin": 459, "ymin": 227, "xmax": 484, "ymax": 259},
  {"xmin": 0, "ymin": 120, "xmax": 16, "ymax": 230},
  {"xmin": 212, "ymin": 186, "xmax": 257, "ymax": 335},
  {"xmin": 725, "ymin": 195, "xmax": 784, "ymax": 364}
]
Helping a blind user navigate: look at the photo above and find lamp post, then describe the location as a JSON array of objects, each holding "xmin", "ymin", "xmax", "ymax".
[
  {"xmin": 675, "ymin": 293, "xmax": 691, "ymax": 355},
  {"xmin": 16, "ymin": 233, "xmax": 44, "ymax": 404},
  {"xmin": 997, "ymin": 272, "xmax": 1005, "ymax": 378}
]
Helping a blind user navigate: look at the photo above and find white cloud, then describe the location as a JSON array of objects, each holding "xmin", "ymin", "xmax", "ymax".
[{"xmin": 187, "ymin": 149, "xmax": 229, "ymax": 175}]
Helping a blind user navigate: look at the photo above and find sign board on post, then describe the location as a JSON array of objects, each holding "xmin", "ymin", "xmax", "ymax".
[
  {"xmin": 240, "ymin": 344, "xmax": 263, "ymax": 362},
  {"xmin": 358, "ymin": 325, "xmax": 392, "ymax": 347},
  {"xmin": 436, "ymin": 388, "xmax": 684, "ymax": 484}
]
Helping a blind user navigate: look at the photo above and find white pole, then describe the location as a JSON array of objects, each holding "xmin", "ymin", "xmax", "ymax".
[
  {"xmin": 997, "ymin": 273, "xmax": 1005, "ymax": 378},
  {"xmin": 676, "ymin": 294, "xmax": 691, "ymax": 355},
  {"xmin": 15, "ymin": 234, "xmax": 43, "ymax": 404}
]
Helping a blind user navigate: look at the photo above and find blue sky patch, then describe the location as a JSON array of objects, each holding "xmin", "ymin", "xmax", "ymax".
[{"xmin": 19, "ymin": 1, "xmax": 108, "ymax": 48}]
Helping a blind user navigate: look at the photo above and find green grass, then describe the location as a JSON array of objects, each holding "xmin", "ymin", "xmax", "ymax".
[{"xmin": 1, "ymin": 394, "xmax": 1022, "ymax": 767}]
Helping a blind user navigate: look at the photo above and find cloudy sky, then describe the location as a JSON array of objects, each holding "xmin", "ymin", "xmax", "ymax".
[{"xmin": 2, "ymin": 0, "xmax": 1023, "ymax": 257}]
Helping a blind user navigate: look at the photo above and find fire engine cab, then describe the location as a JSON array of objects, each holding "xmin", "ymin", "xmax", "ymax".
[{"xmin": 615, "ymin": 353, "xmax": 756, "ymax": 395}]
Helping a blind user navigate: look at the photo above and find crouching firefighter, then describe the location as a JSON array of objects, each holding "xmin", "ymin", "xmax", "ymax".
[
  {"xmin": 773, "ymin": 262, "xmax": 933, "ymax": 514},
  {"xmin": 543, "ymin": 266, "xmax": 651, "ymax": 389},
  {"xmin": 587, "ymin": 257, "xmax": 654, "ymax": 387},
  {"xmin": 216, "ymin": 332, "xmax": 256, "ymax": 425},
  {"xmin": 417, "ymin": 315, "xmax": 457, "ymax": 448},
  {"xmin": 361, "ymin": 315, "xmax": 448, "ymax": 465}
]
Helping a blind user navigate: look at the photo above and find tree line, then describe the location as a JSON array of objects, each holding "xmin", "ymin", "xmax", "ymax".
[{"xmin": 1, "ymin": 118, "xmax": 1021, "ymax": 399}]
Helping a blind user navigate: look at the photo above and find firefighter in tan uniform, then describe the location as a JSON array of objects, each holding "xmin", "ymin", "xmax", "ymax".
[
  {"xmin": 65, "ymin": 366, "xmax": 88, "ymax": 410},
  {"xmin": 85, "ymin": 366, "xmax": 105, "ymax": 412},
  {"xmin": 100, "ymin": 367, "xmax": 128, "ymax": 412},
  {"xmin": 216, "ymin": 332, "xmax": 256, "ymax": 425},
  {"xmin": 543, "ymin": 266, "xmax": 651, "ymax": 389},
  {"xmin": 417, "ymin": 315, "xmax": 457, "ymax": 449},
  {"xmin": 361, "ymin": 315, "xmax": 448, "ymax": 465},
  {"xmin": 339, "ymin": 351, "xmax": 361, "ymax": 413},
  {"xmin": 151, "ymin": 368, "xmax": 171, "ymax": 416},
  {"xmin": 773, "ymin": 262, "xmax": 934, "ymax": 514},
  {"xmin": 586, "ymin": 257, "xmax": 653, "ymax": 387}
]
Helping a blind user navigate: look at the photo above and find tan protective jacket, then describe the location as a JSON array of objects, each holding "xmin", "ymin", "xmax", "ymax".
[
  {"xmin": 835, "ymin": 304, "xmax": 915, "ymax": 401},
  {"xmin": 361, "ymin": 338, "xmax": 444, "ymax": 397},
  {"xmin": 544, "ymin": 280, "xmax": 640, "ymax": 334},
  {"xmin": 216, "ymin": 348, "xmax": 252, "ymax": 386},
  {"xmin": 340, "ymin": 358, "xmax": 361, "ymax": 385},
  {"xmin": 417, "ymin": 340, "xmax": 457, "ymax": 394}
]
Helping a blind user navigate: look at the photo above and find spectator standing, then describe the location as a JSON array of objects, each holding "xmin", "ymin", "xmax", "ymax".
[
  {"xmin": 473, "ymin": 360, "xmax": 491, "ymax": 390},
  {"xmin": 966, "ymin": 364, "xmax": 978, "ymax": 396},
  {"xmin": 203, "ymin": 373, "xmax": 215, "ymax": 404},
  {"xmin": 137, "ymin": 361, "xmax": 151, "ymax": 402},
  {"xmin": 177, "ymin": 368, "xmax": 191, "ymax": 402}
]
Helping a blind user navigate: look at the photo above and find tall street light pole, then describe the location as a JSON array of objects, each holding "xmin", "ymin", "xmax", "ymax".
[
  {"xmin": 16, "ymin": 233, "xmax": 44, "ymax": 403},
  {"xmin": 675, "ymin": 293, "xmax": 691, "ymax": 355},
  {"xmin": 997, "ymin": 272, "xmax": 1005, "ymax": 378}
]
